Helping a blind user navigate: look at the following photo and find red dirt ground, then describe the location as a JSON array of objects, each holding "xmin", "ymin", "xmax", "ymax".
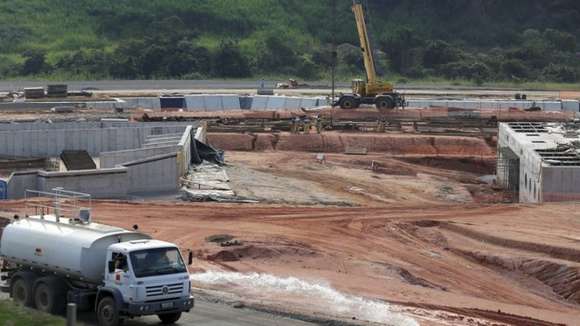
[{"xmin": 3, "ymin": 201, "xmax": 578, "ymax": 325}]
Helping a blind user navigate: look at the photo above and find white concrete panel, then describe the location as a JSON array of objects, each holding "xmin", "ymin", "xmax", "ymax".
[
  {"xmin": 563, "ymin": 100, "xmax": 580, "ymax": 112},
  {"xmin": 203, "ymin": 95, "xmax": 222, "ymax": 112},
  {"xmin": 544, "ymin": 101, "xmax": 562, "ymax": 112},
  {"xmin": 300, "ymin": 98, "xmax": 319, "ymax": 108},
  {"xmin": 251, "ymin": 96, "xmax": 269, "ymax": 110},
  {"xmin": 283, "ymin": 97, "xmax": 302, "ymax": 110},
  {"xmin": 221, "ymin": 95, "xmax": 241, "ymax": 111},
  {"xmin": 185, "ymin": 95, "xmax": 206, "ymax": 111},
  {"xmin": 267, "ymin": 96, "xmax": 286, "ymax": 110}
]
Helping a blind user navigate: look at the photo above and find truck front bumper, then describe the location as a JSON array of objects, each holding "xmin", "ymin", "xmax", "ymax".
[{"xmin": 126, "ymin": 296, "xmax": 194, "ymax": 316}]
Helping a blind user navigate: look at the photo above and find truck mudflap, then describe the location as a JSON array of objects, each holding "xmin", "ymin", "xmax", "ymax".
[{"xmin": 125, "ymin": 296, "xmax": 194, "ymax": 316}]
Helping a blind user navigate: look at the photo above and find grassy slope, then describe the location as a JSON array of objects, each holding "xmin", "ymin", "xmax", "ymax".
[
  {"xmin": 0, "ymin": 0, "xmax": 578, "ymax": 87},
  {"xmin": 0, "ymin": 300, "xmax": 64, "ymax": 326}
]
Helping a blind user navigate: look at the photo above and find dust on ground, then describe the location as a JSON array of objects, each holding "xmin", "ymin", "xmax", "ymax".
[{"xmin": 224, "ymin": 151, "xmax": 500, "ymax": 206}]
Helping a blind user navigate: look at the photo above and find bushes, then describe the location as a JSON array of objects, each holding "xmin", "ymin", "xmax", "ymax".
[
  {"xmin": 0, "ymin": 1, "xmax": 578, "ymax": 83},
  {"xmin": 542, "ymin": 64, "xmax": 578, "ymax": 83},
  {"xmin": 213, "ymin": 41, "xmax": 251, "ymax": 78}
]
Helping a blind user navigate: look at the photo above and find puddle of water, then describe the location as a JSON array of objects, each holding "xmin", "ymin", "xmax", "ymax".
[{"xmin": 191, "ymin": 271, "xmax": 418, "ymax": 326}]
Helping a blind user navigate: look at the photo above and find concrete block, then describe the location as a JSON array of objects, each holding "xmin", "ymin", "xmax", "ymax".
[
  {"xmin": 563, "ymin": 100, "xmax": 580, "ymax": 112},
  {"xmin": 185, "ymin": 95, "xmax": 206, "ymax": 111},
  {"xmin": 300, "ymin": 98, "xmax": 319, "ymax": 109},
  {"xmin": 267, "ymin": 96, "xmax": 286, "ymax": 110},
  {"xmin": 251, "ymin": 96, "xmax": 269, "ymax": 110},
  {"xmin": 544, "ymin": 101, "xmax": 563, "ymax": 112},
  {"xmin": 6, "ymin": 171, "xmax": 38, "ymax": 199},
  {"xmin": 221, "ymin": 95, "xmax": 241, "ymax": 110},
  {"xmin": 239, "ymin": 96, "xmax": 253, "ymax": 110},
  {"xmin": 284, "ymin": 97, "xmax": 302, "ymax": 109},
  {"xmin": 123, "ymin": 153, "xmax": 179, "ymax": 194},
  {"xmin": 37, "ymin": 168, "xmax": 129, "ymax": 199},
  {"xmin": 203, "ymin": 95, "xmax": 222, "ymax": 112}
]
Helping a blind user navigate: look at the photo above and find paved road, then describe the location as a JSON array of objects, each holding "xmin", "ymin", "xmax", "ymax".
[
  {"xmin": 0, "ymin": 293, "xmax": 314, "ymax": 326},
  {"xmin": 0, "ymin": 80, "xmax": 341, "ymax": 91},
  {"xmin": 0, "ymin": 80, "xmax": 564, "ymax": 98},
  {"xmin": 83, "ymin": 299, "xmax": 314, "ymax": 326}
]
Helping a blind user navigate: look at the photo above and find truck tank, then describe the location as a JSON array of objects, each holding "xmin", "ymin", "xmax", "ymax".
[{"xmin": 0, "ymin": 215, "xmax": 151, "ymax": 284}]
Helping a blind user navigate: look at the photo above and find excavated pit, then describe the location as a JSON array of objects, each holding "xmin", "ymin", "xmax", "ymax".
[{"xmin": 207, "ymin": 132, "xmax": 495, "ymax": 157}]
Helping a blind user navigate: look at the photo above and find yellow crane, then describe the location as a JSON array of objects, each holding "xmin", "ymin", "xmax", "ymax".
[{"xmin": 335, "ymin": 0, "xmax": 405, "ymax": 110}]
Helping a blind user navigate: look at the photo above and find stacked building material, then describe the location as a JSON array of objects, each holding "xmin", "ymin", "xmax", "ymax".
[{"xmin": 47, "ymin": 84, "xmax": 68, "ymax": 97}]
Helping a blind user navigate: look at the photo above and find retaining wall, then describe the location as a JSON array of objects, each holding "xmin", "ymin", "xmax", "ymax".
[
  {"xmin": 407, "ymin": 99, "xmax": 580, "ymax": 112},
  {"xmin": 100, "ymin": 145, "xmax": 180, "ymax": 169},
  {"xmin": 0, "ymin": 121, "xmax": 196, "ymax": 131},
  {"xmin": 36, "ymin": 168, "xmax": 129, "ymax": 199},
  {"xmin": 5, "ymin": 171, "xmax": 38, "ymax": 199},
  {"xmin": 0, "ymin": 124, "xmax": 192, "ymax": 158},
  {"xmin": 182, "ymin": 95, "xmax": 324, "ymax": 112},
  {"xmin": 124, "ymin": 153, "xmax": 179, "ymax": 194},
  {"xmin": 0, "ymin": 121, "xmax": 209, "ymax": 199},
  {"xmin": 207, "ymin": 133, "xmax": 494, "ymax": 156}
]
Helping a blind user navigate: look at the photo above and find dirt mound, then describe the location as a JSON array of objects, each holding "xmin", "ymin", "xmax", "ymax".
[
  {"xmin": 209, "ymin": 132, "xmax": 495, "ymax": 157},
  {"xmin": 400, "ymin": 157, "xmax": 496, "ymax": 175},
  {"xmin": 461, "ymin": 251, "xmax": 580, "ymax": 305},
  {"xmin": 440, "ymin": 223, "xmax": 580, "ymax": 263},
  {"xmin": 208, "ymin": 133, "xmax": 255, "ymax": 151},
  {"xmin": 207, "ymin": 244, "xmax": 318, "ymax": 262}
]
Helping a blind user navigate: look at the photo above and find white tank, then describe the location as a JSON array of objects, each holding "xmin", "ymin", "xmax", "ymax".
[{"xmin": 0, "ymin": 215, "xmax": 151, "ymax": 284}]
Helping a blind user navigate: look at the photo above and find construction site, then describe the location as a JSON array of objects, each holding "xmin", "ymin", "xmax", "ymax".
[
  {"xmin": 1, "ymin": 80, "xmax": 580, "ymax": 325},
  {"xmin": 1, "ymin": 3, "xmax": 580, "ymax": 326}
]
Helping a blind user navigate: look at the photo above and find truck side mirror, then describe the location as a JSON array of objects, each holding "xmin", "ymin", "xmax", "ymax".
[
  {"xmin": 108, "ymin": 261, "xmax": 115, "ymax": 273},
  {"xmin": 188, "ymin": 251, "xmax": 193, "ymax": 265}
]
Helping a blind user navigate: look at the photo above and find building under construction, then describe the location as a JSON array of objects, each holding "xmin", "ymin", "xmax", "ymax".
[{"xmin": 497, "ymin": 122, "xmax": 580, "ymax": 203}]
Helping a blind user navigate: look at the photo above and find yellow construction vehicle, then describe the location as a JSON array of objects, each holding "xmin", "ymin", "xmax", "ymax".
[{"xmin": 335, "ymin": 0, "xmax": 405, "ymax": 110}]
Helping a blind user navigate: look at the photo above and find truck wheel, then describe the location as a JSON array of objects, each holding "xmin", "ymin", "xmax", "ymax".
[
  {"xmin": 375, "ymin": 96, "xmax": 395, "ymax": 109},
  {"xmin": 12, "ymin": 278, "xmax": 34, "ymax": 307},
  {"xmin": 339, "ymin": 97, "xmax": 357, "ymax": 110},
  {"xmin": 97, "ymin": 297, "xmax": 120, "ymax": 326},
  {"xmin": 158, "ymin": 312, "xmax": 182, "ymax": 324},
  {"xmin": 34, "ymin": 278, "xmax": 66, "ymax": 314}
]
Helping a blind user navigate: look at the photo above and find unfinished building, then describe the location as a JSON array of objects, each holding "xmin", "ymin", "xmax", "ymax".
[
  {"xmin": 497, "ymin": 122, "xmax": 580, "ymax": 203},
  {"xmin": 0, "ymin": 121, "xmax": 208, "ymax": 199}
]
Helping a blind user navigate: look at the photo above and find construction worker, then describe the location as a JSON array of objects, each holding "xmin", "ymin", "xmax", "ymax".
[
  {"xmin": 291, "ymin": 117, "xmax": 300, "ymax": 134},
  {"xmin": 315, "ymin": 116, "xmax": 323, "ymax": 134},
  {"xmin": 377, "ymin": 118, "xmax": 386, "ymax": 133},
  {"xmin": 303, "ymin": 117, "xmax": 311, "ymax": 134}
]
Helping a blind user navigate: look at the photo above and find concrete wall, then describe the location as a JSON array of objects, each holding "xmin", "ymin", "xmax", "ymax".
[
  {"xmin": 183, "ymin": 95, "xmax": 324, "ymax": 112},
  {"xmin": 497, "ymin": 122, "xmax": 580, "ymax": 203},
  {"xmin": 0, "ymin": 124, "xmax": 191, "ymax": 158},
  {"xmin": 541, "ymin": 166, "xmax": 580, "ymax": 202},
  {"xmin": 408, "ymin": 99, "xmax": 579, "ymax": 112},
  {"xmin": 0, "ymin": 101, "xmax": 119, "ymax": 111},
  {"xmin": 36, "ymin": 168, "xmax": 129, "ymax": 199},
  {"xmin": 100, "ymin": 145, "xmax": 180, "ymax": 169},
  {"xmin": 177, "ymin": 126, "xmax": 193, "ymax": 176},
  {"xmin": 124, "ymin": 153, "xmax": 179, "ymax": 194},
  {"xmin": 6, "ymin": 171, "xmax": 38, "ymax": 199},
  {"xmin": 0, "ymin": 128, "xmax": 143, "ymax": 157},
  {"xmin": 0, "ymin": 121, "xmax": 196, "ymax": 131},
  {"xmin": 0, "ymin": 123, "xmax": 204, "ymax": 199}
]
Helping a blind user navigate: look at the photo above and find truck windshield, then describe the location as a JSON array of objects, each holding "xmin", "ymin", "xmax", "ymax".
[{"xmin": 130, "ymin": 247, "xmax": 187, "ymax": 278}]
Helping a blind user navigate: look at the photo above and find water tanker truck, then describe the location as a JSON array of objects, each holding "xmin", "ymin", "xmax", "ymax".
[{"xmin": 0, "ymin": 190, "xmax": 194, "ymax": 326}]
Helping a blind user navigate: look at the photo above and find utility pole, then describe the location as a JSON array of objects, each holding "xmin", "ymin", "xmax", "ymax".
[{"xmin": 331, "ymin": 0, "xmax": 337, "ymax": 106}]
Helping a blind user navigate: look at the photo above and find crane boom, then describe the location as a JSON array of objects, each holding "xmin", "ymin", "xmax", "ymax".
[
  {"xmin": 334, "ymin": 0, "xmax": 405, "ymax": 110},
  {"xmin": 352, "ymin": 0, "xmax": 377, "ymax": 84}
]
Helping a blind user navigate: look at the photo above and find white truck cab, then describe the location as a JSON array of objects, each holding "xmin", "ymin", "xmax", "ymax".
[
  {"xmin": 103, "ymin": 240, "xmax": 193, "ymax": 319},
  {"xmin": 0, "ymin": 190, "xmax": 194, "ymax": 326}
]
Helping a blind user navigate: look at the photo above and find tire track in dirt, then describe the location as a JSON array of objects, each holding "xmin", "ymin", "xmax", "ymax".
[{"xmin": 439, "ymin": 222, "xmax": 580, "ymax": 263}]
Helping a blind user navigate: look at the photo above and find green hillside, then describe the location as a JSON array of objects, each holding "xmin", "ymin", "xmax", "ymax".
[{"xmin": 0, "ymin": 0, "xmax": 579, "ymax": 83}]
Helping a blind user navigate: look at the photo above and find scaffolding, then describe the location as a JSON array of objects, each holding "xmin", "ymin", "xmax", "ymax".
[
  {"xmin": 497, "ymin": 146, "xmax": 520, "ymax": 200},
  {"xmin": 24, "ymin": 188, "xmax": 91, "ymax": 222}
]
